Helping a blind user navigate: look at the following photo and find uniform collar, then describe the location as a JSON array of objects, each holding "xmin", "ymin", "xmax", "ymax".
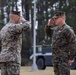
[{"xmin": 58, "ymin": 24, "xmax": 66, "ymax": 29}]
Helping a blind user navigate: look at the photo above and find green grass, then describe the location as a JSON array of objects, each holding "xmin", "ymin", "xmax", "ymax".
[{"xmin": 20, "ymin": 66, "xmax": 76, "ymax": 75}]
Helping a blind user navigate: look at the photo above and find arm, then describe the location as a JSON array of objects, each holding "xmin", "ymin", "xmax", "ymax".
[
  {"xmin": 20, "ymin": 20, "xmax": 31, "ymax": 31},
  {"xmin": 65, "ymin": 28, "xmax": 76, "ymax": 60},
  {"xmin": 15, "ymin": 17, "xmax": 31, "ymax": 33},
  {"xmin": 45, "ymin": 19, "xmax": 54, "ymax": 37},
  {"xmin": 0, "ymin": 32, "xmax": 1, "ymax": 52}
]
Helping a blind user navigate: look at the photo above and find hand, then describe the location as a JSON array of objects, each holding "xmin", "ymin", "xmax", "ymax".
[
  {"xmin": 19, "ymin": 17, "xmax": 26, "ymax": 22},
  {"xmin": 68, "ymin": 60, "xmax": 74, "ymax": 65},
  {"xmin": 47, "ymin": 18, "xmax": 55, "ymax": 26}
]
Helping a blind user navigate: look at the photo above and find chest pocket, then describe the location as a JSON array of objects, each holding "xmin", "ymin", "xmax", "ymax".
[{"xmin": 53, "ymin": 30, "xmax": 69, "ymax": 47}]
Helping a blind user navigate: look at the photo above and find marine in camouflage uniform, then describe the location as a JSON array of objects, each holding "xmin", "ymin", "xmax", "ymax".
[
  {"xmin": 0, "ymin": 11, "xmax": 31, "ymax": 75},
  {"xmin": 52, "ymin": 24, "xmax": 76, "ymax": 75},
  {"xmin": 47, "ymin": 11, "xmax": 76, "ymax": 75}
]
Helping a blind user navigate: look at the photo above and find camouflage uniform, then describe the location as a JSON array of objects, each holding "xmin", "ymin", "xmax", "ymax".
[
  {"xmin": 0, "ymin": 21, "xmax": 31, "ymax": 75},
  {"xmin": 52, "ymin": 24, "xmax": 76, "ymax": 75}
]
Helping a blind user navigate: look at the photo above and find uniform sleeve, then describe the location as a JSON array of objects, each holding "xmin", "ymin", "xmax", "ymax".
[
  {"xmin": 15, "ymin": 20, "xmax": 31, "ymax": 33},
  {"xmin": 65, "ymin": 28, "xmax": 76, "ymax": 60},
  {"xmin": 0, "ymin": 31, "xmax": 1, "ymax": 40},
  {"xmin": 0, "ymin": 32, "xmax": 1, "ymax": 52}
]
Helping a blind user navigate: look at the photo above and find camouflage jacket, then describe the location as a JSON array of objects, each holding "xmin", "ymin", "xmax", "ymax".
[
  {"xmin": 0, "ymin": 21, "xmax": 31, "ymax": 64},
  {"xmin": 52, "ymin": 24, "xmax": 76, "ymax": 62}
]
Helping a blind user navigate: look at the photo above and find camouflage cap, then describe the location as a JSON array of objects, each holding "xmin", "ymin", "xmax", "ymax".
[
  {"xmin": 52, "ymin": 11, "xmax": 65, "ymax": 18},
  {"xmin": 11, "ymin": 10, "xmax": 20, "ymax": 16}
]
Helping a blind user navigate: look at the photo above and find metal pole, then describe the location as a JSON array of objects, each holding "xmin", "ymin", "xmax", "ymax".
[{"xmin": 31, "ymin": 0, "xmax": 38, "ymax": 71}]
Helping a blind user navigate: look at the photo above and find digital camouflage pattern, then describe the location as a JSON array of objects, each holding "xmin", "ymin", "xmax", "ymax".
[
  {"xmin": 0, "ymin": 21, "xmax": 31, "ymax": 64},
  {"xmin": 0, "ymin": 20, "xmax": 31, "ymax": 75},
  {"xmin": 52, "ymin": 24, "xmax": 76, "ymax": 75},
  {"xmin": 1, "ymin": 62, "xmax": 20, "ymax": 75},
  {"xmin": 45, "ymin": 25, "xmax": 53, "ymax": 37}
]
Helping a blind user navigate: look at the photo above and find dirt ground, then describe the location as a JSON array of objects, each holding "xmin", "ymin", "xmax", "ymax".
[
  {"xmin": 20, "ymin": 66, "xmax": 53, "ymax": 75},
  {"xmin": 0, "ymin": 66, "xmax": 76, "ymax": 75},
  {"xmin": 20, "ymin": 66, "xmax": 76, "ymax": 75}
]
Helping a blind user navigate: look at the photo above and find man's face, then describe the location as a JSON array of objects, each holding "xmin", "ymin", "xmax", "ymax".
[
  {"xmin": 55, "ymin": 18, "xmax": 60, "ymax": 25},
  {"xmin": 54, "ymin": 15, "xmax": 65, "ymax": 25}
]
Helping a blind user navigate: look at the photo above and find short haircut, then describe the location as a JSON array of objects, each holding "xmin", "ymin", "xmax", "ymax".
[
  {"xmin": 52, "ymin": 11, "xmax": 65, "ymax": 18},
  {"xmin": 10, "ymin": 10, "xmax": 20, "ymax": 16}
]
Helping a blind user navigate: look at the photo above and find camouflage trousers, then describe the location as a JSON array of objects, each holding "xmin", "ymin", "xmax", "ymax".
[
  {"xmin": 53, "ymin": 62, "xmax": 70, "ymax": 75},
  {"xmin": 0, "ymin": 62, "xmax": 20, "ymax": 75}
]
